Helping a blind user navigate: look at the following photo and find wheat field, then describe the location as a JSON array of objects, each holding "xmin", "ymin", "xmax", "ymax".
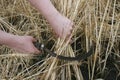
[{"xmin": 0, "ymin": 0, "xmax": 120, "ymax": 80}]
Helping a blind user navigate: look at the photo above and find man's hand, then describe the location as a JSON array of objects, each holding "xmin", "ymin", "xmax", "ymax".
[
  {"xmin": 48, "ymin": 14, "xmax": 73, "ymax": 39},
  {"xmin": 7, "ymin": 35, "xmax": 40, "ymax": 54},
  {"xmin": 0, "ymin": 30, "xmax": 40, "ymax": 54}
]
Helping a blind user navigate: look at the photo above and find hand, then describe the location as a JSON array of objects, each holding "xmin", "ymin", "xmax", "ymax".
[
  {"xmin": 6, "ymin": 35, "xmax": 40, "ymax": 54},
  {"xmin": 48, "ymin": 14, "xmax": 73, "ymax": 39}
]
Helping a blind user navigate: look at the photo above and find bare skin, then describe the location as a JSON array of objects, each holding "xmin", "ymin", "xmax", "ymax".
[
  {"xmin": 0, "ymin": 30, "xmax": 40, "ymax": 54},
  {"xmin": 29, "ymin": 0, "xmax": 73, "ymax": 38},
  {"xmin": 0, "ymin": 0, "xmax": 73, "ymax": 54}
]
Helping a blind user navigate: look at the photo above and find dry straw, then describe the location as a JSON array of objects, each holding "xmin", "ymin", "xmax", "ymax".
[{"xmin": 0, "ymin": 0, "xmax": 120, "ymax": 80}]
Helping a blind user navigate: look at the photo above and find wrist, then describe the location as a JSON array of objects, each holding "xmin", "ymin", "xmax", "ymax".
[
  {"xmin": 0, "ymin": 30, "xmax": 15, "ymax": 45},
  {"xmin": 3, "ymin": 34, "xmax": 18, "ymax": 46},
  {"xmin": 45, "ymin": 11, "xmax": 61, "ymax": 22}
]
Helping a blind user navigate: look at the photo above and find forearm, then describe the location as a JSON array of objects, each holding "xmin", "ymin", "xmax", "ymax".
[
  {"xmin": 28, "ymin": 0, "xmax": 73, "ymax": 39},
  {"xmin": 28, "ymin": 0, "xmax": 60, "ymax": 21},
  {"xmin": 0, "ymin": 30, "xmax": 15, "ymax": 45}
]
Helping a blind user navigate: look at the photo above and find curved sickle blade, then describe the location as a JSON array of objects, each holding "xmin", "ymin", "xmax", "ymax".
[
  {"xmin": 34, "ymin": 42, "xmax": 94, "ymax": 61},
  {"xmin": 44, "ymin": 46, "xmax": 94, "ymax": 61}
]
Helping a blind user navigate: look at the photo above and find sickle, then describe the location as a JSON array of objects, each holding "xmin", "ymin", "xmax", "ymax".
[{"xmin": 33, "ymin": 42, "xmax": 94, "ymax": 61}]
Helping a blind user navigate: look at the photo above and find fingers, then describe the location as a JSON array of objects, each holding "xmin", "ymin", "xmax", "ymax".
[
  {"xmin": 58, "ymin": 21, "xmax": 74, "ymax": 43},
  {"xmin": 27, "ymin": 44, "xmax": 40, "ymax": 54},
  {"xmin": 32, "ymin": 40, "xmax": 41, "ymax": 54},
  {"xmin": 26, "ymin": 36, "xmax": 40, "ymax": 54},
  {"xmin": 33, "ymin": 47, "xmax": 41, "ymax": 54},
  {"xmin": 65, "ymin": 21, "xmax": 74, "ymax": 39}
]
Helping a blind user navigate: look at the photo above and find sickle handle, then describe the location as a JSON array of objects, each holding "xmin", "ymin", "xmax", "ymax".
[
  {"xmin": 33, "ymin": 42, "xmax": 44, "ymax": 50},
  {"xmin": 44, "ymin": 46, "xmax": 94, "ymax": 61}
]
